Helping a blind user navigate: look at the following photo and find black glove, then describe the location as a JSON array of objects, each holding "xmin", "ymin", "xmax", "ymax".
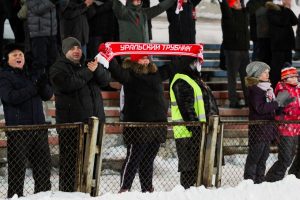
[
  {"xmin": 276, "ymin": 90, "xmax": 296, "ymax": 107},
  {"xmin": 36, "ymin": 74, "xmax": 49, "ymax": 89}
]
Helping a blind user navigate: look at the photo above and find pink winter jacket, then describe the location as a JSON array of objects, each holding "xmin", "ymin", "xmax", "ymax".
[{"xmin": 275, "ymin": 82, "xmax": 300, "ymax": 136}]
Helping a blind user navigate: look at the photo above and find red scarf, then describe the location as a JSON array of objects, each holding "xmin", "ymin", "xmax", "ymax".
[
  {"xmin": 97, "ymin": 42, "xmax": 204, "ymax": 66},
  {"xmin": 176, "ymin": 0, "xmax": 183, "ymax": 14}
]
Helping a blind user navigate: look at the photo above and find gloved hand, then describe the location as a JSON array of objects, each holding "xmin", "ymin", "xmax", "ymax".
[
  {"xmin": 276, "ymin": 90, "xmax": 296, "ymax": 107},
  {"xmin": 95, "ymin": 53, "xmax": 109, "ymax": 69}
]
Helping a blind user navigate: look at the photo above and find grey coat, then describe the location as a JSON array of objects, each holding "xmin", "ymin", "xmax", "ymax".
[
  {"xmin": 27, "ymin": 0, "xmax": 57, "ymax": 38},
  {"xmin": 113, "ymin": 0, "xmax": 175, "ymax": 42}
]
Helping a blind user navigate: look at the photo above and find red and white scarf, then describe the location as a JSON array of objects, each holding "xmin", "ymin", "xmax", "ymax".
[
  {"xmin": 96, "ymin": 42, "xmax": 204, "ymax": 67},
  {"xmin": 176, "ymin": 0, "xmax": 183, "ymax": 14}
]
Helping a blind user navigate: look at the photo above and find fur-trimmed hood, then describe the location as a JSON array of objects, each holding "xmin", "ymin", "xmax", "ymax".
[
  {"xmin": 245, "ymin": 76, "xmax": 260, "ymax": 87},
  {"xmin": 265, "ymin": 1, "xmax": 281, "ymax": 11},
  {"xmin": 122, "ymin": 58, "xmax": 158, "ymax": 74}
]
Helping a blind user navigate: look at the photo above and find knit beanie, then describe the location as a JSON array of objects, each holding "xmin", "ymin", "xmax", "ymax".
[
  {"xmin": 3, "ymin": 43, "xmax": 24, "ymax": 62},
  {"xmin": 62, "ymin": 37, "xmax": 81, "ymax": 55},
  {"xmin": 281, "ymin": 62, "xmax": 298, "ymax": 80},
  {"xmin": 246, "ymin": 61, "xmax": 270, "ymax": 78}
]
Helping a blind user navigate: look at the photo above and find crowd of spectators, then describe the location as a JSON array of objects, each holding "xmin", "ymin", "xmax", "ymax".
[{"xmin": 1, "ymin": 0, "xmax": 300, "ymax": 198}]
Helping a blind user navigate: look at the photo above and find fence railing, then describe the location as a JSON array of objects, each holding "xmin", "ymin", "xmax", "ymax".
[
  {"xmin": 215, "ymin": 120, "xmax": 300, "ymax": 187},
  {"xmin": 1, "ymin": 117, "xmax": 299, "ymax": 198},
  {"xmin": 0, "ymin": 122, "xmax": 86, "ymax": 198},
  {"xmin": 84, "ymin": 116, "xmax": 220, "ymax": 195}
]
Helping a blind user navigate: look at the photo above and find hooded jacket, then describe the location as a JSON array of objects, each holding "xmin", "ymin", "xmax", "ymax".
[
  {"xmin": 113, "ymin": 0, "xmax": 175, "ymax": 42},
  {"xmin": 108, "ymin": 58, "xmax": 169, "ymax": 144}
]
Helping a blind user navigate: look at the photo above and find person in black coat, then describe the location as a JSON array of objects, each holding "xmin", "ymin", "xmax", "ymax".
[
  {"xmin": 171, "ymin": 57, "xmax": 215, "ymax": 189},
  {"xmin": 59, "ymin": 0, "xmax": 94, "ymax": 55},
  {"xmin": 219, "ymin": 0, "xmax": 250, "ymax": 108},
  {"xmin": 161, "ymin": 0, "xmax": 201, "ymax": 44},
  {"xmin": 100, "ymin": 54, "xmax": 169, "ymax": 193},
  {"xmin": 0, "ymin": 43, "xmax": 53, "ymax": 198},
  {"xmin": 266, "ymin": 1, "xmax": 297, "ymax": 88},
  {"xmin": 49, "ymin": 37, "xmax": 111, "ymax": 191},
  {"xmin": 87, "ymin": 0, "xmax": 119, "ymax": 60}
]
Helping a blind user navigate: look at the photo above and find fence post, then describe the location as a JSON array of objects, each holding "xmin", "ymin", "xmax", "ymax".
[
  {"xmin": 196, "ymin": 123, "xmax": 206, "ymax": 186},
  {"xmin": 76, "ymin": 123, "xmax": 87, "ymax": 192},
  {"xmin": 215, "ymin": 123, "xmax": 224, "ymax": 187},
  {"xmin": 202, "ymin": 115, "xmax": 219, "ymax": 187},
  {"xmin": 91, "ymin": 122, "xmax": 106, "ymax": 196},
  {"xmin": 81, "ymin": 117, "xmax": 99, "ymax": 194}
]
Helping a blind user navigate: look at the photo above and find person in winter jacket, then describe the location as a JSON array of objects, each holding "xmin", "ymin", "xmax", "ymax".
[
  {"xmin": 59, "ymin": 0, "xmax": 94, "ymax": 55},
  {"xmin": 265, "ymin": 63, "xmax": 300, "ymax": 182},
  {"xmin": 87, "ymin": 0, "xmax": 119, "ymax": 59},
  {"xmin": 266, "ymin": 0, "xmax": 297, "ymax": 88},
  {"xmin": 27, "ymin": 0, "xmax": 58, "ymax": 76},
  {"xmin": 170, "ymin": 57, "xmax": 208, "ymax": 189},
  {"xmin": 112, "ymin": 0, "xmax": 175, "ymax": 43},
  {"xmin": 218, "ymin": 0, "xmax": 250, "ymax": 108},
  {"xmin": 243, "ymin": 61, "xmax": 294, "ymax": 184},
  {"xmin": 160, "ymin": 0, "xmax": 201, "ymax": 44},
  {"xmin": 98, "ymin": 53, "xmax": 171, "ymax": 193},
  {"xmin": 49, "ymin": 37, "xmax": 111, "ymax": 191},
  {"xmin": 0, "ymin": 43, "xmax": 53, "ymax": 198}
]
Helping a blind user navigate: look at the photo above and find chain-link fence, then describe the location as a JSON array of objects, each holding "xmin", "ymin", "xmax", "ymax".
[
  {"xmin": 218, "ymin": 120, "xmax": 300, "ymax": 187},
  {"xmin": 98, "ymin": 122, "xmax": 206, "ymax": 194},
  {"xmin": 0, "ymin": 123, "xmax": 84, "ymax": 198}
]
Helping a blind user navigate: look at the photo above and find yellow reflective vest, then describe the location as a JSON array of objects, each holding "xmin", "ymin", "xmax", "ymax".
[{"xmin": 170, "ymin": 73, "xmax": 206, "ymax": 139}]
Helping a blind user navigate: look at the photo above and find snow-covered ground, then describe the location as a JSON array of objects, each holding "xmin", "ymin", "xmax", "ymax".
[{"xmin": 10, "ymin": 175, "xmax": 300, "ymax": 200}]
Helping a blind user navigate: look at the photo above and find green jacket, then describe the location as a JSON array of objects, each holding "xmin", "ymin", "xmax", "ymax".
[{"xmin": 113, "ymin": 0, "xmax": 176, "ymax": 42}]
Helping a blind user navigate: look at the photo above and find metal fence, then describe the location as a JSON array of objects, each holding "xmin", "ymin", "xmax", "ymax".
[
  {"xmin": 94, "ymin": 120, "xmax": 217, "ymax": 195},
  {"xmin": 0, "ymin": 123, "xmax": 84, "ymax": 198},
  {"xmin": 1, "ymin": 118, "xmax": 299, "ymax": 198},
  {"xmin": 217, "ymin": 120, "xmax": 300, "ymax": 187}
]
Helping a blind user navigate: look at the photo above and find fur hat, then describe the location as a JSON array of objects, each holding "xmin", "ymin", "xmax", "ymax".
[
  {"xmin": 281, "ymin": 62, "xmax": 298, "ymax": 80},
  {"xmin": 62, "ymin": 37, "xmax": 81, "ymax": 55},
  {"xmin": 3, "ymin": 43, "xmax": 24, "ymax": 62},
  {"xmin": 246, "ymin": 61, "xmax": 270, "ymax": 78}
]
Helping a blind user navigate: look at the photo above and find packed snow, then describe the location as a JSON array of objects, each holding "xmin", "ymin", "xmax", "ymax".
[{"xmin": 9, "ymin": 175, "xmax": 300, "ymax": 200}]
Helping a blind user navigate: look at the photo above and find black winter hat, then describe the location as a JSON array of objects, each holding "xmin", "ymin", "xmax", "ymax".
[
  {"xmin": 62, "ymin": 37, "xmax": 81, "ymax": 55},
  {"xmin": 3, "ymin": 43, "xmax": 24, "ymax": 62}
]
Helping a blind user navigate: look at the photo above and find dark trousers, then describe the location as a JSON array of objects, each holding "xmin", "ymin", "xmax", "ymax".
[
  {"xmin": 58, "ymin": 128, "xmax": 79, "ymax": 192},
  {"xmin": 288, "ymin": 136, "xmax": 300, "ymax": 178},
  {"xmin": 175, "ymin": 128, "xmax": 202, "ymax": 189},
  {"xmin": 256, "ymin": 38, "xmax": 272, "ymax": 66},
  {"xmin": 224, "ymin": 50, "xmax": 249, "ymax": 106},
  {"xmin": 120, "ymin": 142, "xmax": 160, "ymax": 192},
  {"xmin": 30, "ymin": 36, "xmax": 57, "ymax": 76},
  {"xmin": 270, "ymin": 51, "xmax": 292, "ymax": 88},
  {"xmin": 266, "ymin": 136, "xmax": 298, "ymax": 182},
  {"xmin": 7, "ymin": 130, "xmax": 51, "ymax": 198},
  {"xmin": 244, "ymin": 142, "xmax": 270, "ymax": 184}
]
